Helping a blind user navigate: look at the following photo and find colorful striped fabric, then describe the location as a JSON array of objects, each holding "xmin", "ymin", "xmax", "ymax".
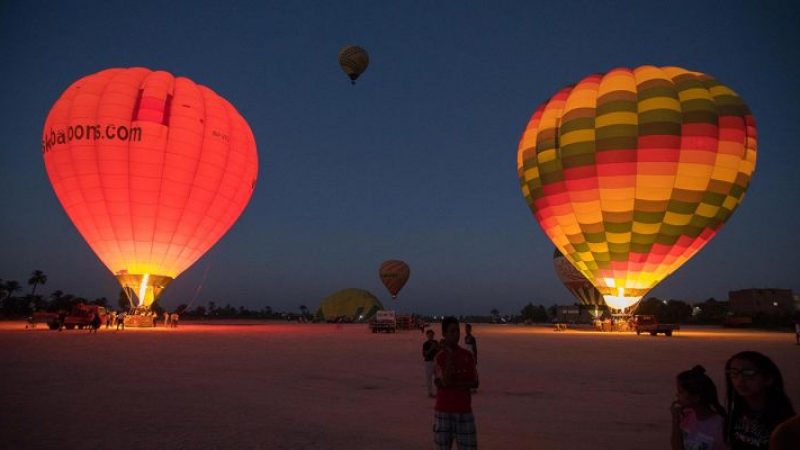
[
  {"xmin": 518, "ymin": 66, "xmax": 757, "ymax": 309},
  {"xmin": 552, "ymin": 248, "xmax": 606, "ymax": 317}
]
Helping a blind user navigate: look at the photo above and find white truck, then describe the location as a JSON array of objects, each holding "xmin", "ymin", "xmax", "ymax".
[{"xmin": 369, "ymin": 310, "xmax": 397, "ymax": 333}]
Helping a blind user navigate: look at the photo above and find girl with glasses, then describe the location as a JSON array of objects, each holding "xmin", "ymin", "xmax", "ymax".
[{"xmin": 724, "ymin": 351, "xmax": 795, "ymax": 449}]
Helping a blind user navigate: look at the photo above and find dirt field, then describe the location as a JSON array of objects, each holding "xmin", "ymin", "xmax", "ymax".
[{"xmin": 0, "ymin": 322, "xmax": 797, "ymax": 449}]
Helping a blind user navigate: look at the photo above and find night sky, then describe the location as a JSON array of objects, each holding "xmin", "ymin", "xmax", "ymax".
[{"xmin": 1, "ymin": 1, "xmax": 798, "ymax": 315}]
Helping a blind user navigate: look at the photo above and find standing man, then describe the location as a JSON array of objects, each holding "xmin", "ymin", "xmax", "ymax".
[
  {"xmin": 463, "ymin": 324, "xmax": 478, "ymax": 393},
  {"xmin": 463, "ymin": 324, "xmax": 477, "ymax": 363},
  {"xmin": 433, "ymin": 317, "xmax": 479, "ymax": 450},
  {"xmin": 795, "ymin": 320, "xmax": 799, "ymax": 345},
  {"xmin": 422, "ymin": 329, "xmax": 439, "ymax": 398}
]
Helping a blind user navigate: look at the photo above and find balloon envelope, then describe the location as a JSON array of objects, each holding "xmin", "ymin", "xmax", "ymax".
[
  {"xmin": 518, "ymin": 66, "xmax": 756, "ymax": 310},
  {"xmin": 552, "ymin": 248, "xmax": 605, "ymax": 317},
  {"xmin": 316, "ymin": 288, "xmax": 384, "ymax": 321},
  {"xmin": 43, "ymin": 67, "xmax": 258, "ymax": 308},
  {"xmin": 379, "ymin": 260, "xmax": 410, "ymax": 299},
  {"xmin": 338, "ymin": 45, "xmax": 369, "ymax": 84}
]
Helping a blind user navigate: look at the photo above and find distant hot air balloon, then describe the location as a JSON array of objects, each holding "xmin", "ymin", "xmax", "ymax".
[
  {"xmin": 379, "ymin": 260, "xmax": 410, "ymax": 299},
  {"xmin": 43, "ymin": 67, "xmax": 258, "ymax": 310},
  {"xmin": 338, "ymin": 45, "xmax": 369, "ymax": 84},
  {"xmin": 518, "ymin": 66, "xmax": 756, "ymax": 310},
  {"xmin": 552, "ymin": 248, "xmax": 606, "ymax": 318}
]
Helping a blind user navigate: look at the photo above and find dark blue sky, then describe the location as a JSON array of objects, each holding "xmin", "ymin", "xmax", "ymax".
[{"xmin": 1, "ymin": 1, "xmax": 798, "ymax": 315}]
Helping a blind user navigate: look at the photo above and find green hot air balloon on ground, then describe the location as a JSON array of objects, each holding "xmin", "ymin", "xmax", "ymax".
[{"xmin": 316, "ymin": 288, "xmax": 383, "ymax": 322}]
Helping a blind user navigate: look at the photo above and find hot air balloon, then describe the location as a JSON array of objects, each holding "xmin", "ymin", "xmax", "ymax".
[
  {"xmin": 552, "ymin": 248, "xmax": 607, "ymax": 318},
  {"xmin": 379, "ymin": 260, "xmax": 410, "ymax": 299},
  {"xmin": 518, "ymin": 66, "xmax": 756, "ymax": 311},
  {"xmin": 42, "ymin": 67, "xmax": 258, "ymax": 310},
  {"xmin": 338, "ymin": 45, "xmax": 369, "ymax": 84}
]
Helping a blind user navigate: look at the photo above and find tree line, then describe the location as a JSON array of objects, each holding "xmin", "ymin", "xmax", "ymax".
[{"xmin": 1, "ymin": 270, "xmax": 304, "ymax": 320}]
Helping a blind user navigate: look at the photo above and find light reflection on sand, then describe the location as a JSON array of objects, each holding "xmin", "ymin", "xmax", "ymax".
[{"xmin": 1, "ymin": 322, "xmax": 796, "ymax": 449}]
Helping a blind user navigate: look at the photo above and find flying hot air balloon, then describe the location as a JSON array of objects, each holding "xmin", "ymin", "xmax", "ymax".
[
  {"xmin": 518, "ymin": 66, "xmax": 756, "ymax": 310},
  {"xmin": 379, "ymin": 260, "xmax": 410, "ymax": 299},
  {"xmin": 552, "ymin": 248, "xmax": 607, "ymax": 318},
  {"xmin": 42, "ymin": 67, "xmax": 259, "ymax": 310},
  {"xmin": 338, "ymin": 45, "xmax": 369, "ymax": 85}
]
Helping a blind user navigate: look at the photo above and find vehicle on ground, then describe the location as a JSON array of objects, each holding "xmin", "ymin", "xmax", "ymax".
[
  {"xmin": 62, "ymin": 304, "xmax": 108, "ymax": 330},
  {"xmin": 369, "ymin": 310, "xmax": 397, "ymax": 333},
  {"xmin": 631, "ymin": 315, "xmax": 679, "ymax": 336}
]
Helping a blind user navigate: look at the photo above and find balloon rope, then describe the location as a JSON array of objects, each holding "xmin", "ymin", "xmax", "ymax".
[
  {"xmin": 122, "ymin": 287, "xmax": 135, "ymax": 310},
  {"xmin": 182, "ymin": 263, "xmax": 211, "ymax": 313}
]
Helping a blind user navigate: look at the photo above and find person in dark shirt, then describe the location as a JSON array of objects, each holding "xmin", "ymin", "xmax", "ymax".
[
  {"xmin": 422, "ymin": 329, "xmax": 439, "ymax": 398},
  {"xmin": 463, "ymin": 324, "xmax": 477, "ymax": 362},
  {"xmin": 463, "ymin": 323, "xmax": 478, "ymax": 394},
  {"xmin": 725, "ymin": 351, "xmax": 795, "ymax": 450},
  {"xmin": 89, "ymin": 313, "xmax": 101, "ymax": 334},
  {"xmin": 433, "ymin": 317, "xmax": 478, "ymax": 450}
]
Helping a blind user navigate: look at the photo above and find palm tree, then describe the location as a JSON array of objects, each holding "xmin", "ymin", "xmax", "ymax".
[{"xmin": 28, "ymin": 270, "xmax": 47, "ymax": 296}]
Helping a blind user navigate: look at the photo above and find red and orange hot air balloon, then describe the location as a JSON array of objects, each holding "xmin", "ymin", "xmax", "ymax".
[
  {"xmin": 42, "ymin": 67, "xmax": 258, "ymax": 309},
  {"xmin": 518, "ymin": 66, "xmax": 756, "ymax": 310},
  {"xmin": 379, "ymin": 260, "xmax": 410, "ymax": 300}
]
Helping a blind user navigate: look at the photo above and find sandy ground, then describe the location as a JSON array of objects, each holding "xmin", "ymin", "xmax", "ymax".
[{"xmin": 0, "ymin": 321, "xmax": 797, "ymax": 450}]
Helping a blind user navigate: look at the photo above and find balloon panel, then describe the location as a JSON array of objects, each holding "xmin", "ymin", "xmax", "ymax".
[{"xmin": 519, "ymin": 66, "xmax": 756, "ymax": 308}]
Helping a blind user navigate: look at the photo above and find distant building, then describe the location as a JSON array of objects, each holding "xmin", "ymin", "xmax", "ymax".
[
  {"xmin": 555, "ymin": 305, "xmax": 593, "ymax": 323},
  {"xmin": 728, "ymin": 289, "xmax": 794, "ymax": 316}
]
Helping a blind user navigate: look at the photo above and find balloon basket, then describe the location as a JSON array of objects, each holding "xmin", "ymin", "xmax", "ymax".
[{"xmin": 124, "ymin": 314, "xmax": 156, "ymax": 328}]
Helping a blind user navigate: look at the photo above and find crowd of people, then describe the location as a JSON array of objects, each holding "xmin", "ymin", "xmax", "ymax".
[{"xmin": 421, "ymin": 319, "xmax": 798, "ymax": 450}]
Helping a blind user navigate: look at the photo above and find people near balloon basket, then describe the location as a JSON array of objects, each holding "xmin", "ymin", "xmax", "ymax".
[
  {"xmin": 57, "ymin": 310, "xmax": 67, "ymax": 331},
  {"xmin": 724, "ymin": 351, "xmax": 795, "ymax": 450},
  {"xmin": 170, "ymin": 313, "xmax": 179, "ymax": 328},
  {"xmin": 433, "ymin": 316, "xmax": 479, "ymax": 450},
  {"xmin": 422, "ymin": 329, "xmax": 439, "ymax": 398},
  {"xmin": 89, "ymin": 313, "xmax": 101, "ymax": 334},
  {"xmin": 670, "ymin": 365, "xmax": 727, "ymax": 450},
  {"xmin": 116, "ymin": 312, "xmax": 126, "ymax": 330},
  {"xmin": 163, "ymin": 311, "xmax": 170, "ymax": 328}
]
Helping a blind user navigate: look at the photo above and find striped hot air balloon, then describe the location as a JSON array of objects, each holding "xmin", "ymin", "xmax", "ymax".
[
  {"xmin": 379, "ymin": 260, "xmax": 410, "ymax": 299},
  {"xmin": 43, "ymin": 68, "xmax": 258, "ymax": 309},
  {"xmin": 552, "ymin": 248, "xmax": 607, "ymax": 318},
  {"xmin": 518, "ymin": 66, "xmax": 756, "ymax": 310}
]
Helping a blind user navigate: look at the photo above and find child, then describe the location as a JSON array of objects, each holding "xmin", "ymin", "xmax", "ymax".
[
  {"xmin": 724, "ymin": 351, "xmax": 795, "ymax": 450},
  {"xmin": 670, "ymin": 365, "xmax": 728, "ymax": 450}
]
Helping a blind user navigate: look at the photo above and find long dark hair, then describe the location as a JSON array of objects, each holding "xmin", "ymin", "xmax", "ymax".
[
  {"xmin": 441, "ymin": 316, "xmax": 459, "ymax": 334},
  {"xmin": 677, "ymin": 365, "xmax": 726, "ymax": 419},
  {"xmin": 724, "ymin": 351, "xmax": 795, "ymax": 442}
]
